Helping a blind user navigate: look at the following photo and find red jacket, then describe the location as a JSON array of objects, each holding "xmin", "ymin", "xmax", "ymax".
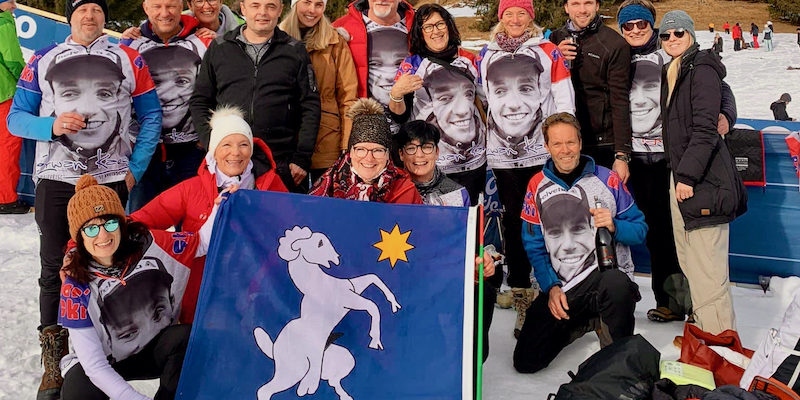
[
  {"xmin": 332, "ymin": 0, "xmax": 415, "ymax": 98},
  {"xmin": 732, "ymin": 25, "xmax": 743, "ymax": 39},
  {"xmin": 384, "ymin": 176, "xmax": 424, "ymax": 204},
  {"xmin": 130, "ymin": 137, "xmax": 287, "ymax": 322}
]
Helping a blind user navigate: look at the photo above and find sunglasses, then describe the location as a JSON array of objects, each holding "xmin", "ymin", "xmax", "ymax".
[
  {"xmin": 621, "ymin": 20, "xmax": 649, "ymax": 31},
  {"xmin": 82, "ymin": 219, "xmax": 120, "ymax": 238},
  {"xmin": 659, "ymin": 29, "xmax": 687, "ymax": 41}
]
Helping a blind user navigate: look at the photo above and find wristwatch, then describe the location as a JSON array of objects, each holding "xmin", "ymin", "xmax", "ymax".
[{"xmin": 614, "ymin": 153, "xmax": 631, "ymax": 163}]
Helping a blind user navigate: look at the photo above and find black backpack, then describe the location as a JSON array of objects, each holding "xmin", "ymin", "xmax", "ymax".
[{"xmin": 549, "ymin": 334, "xmax": 661, "ymax": 400}]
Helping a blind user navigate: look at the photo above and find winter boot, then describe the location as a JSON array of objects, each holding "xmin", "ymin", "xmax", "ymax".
[
  {"xmin": 37, "ymin": 325, "xmax": 68, "ymax": 400},
  {"xmin": 512, "ymin": 288, "xmax": 538, "ymax": 339},
  {"xmin": 495, "ymin": 290, "xmax": 513, "ymax": 309},
  {"xmin": 0, "ymin": 200, "xmax": 30, "ymax": 214}
]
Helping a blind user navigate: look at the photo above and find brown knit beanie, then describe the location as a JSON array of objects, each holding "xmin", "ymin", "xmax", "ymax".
[
  {"xmin": 347, "ymin": 98, "xmax": 392, "ymax": 150},
  {"xmin": 67, "ymin": 174, "xmax": 126, "ymax": 240}
]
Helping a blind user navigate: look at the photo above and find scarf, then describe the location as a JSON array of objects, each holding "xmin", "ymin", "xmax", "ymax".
[
  {"xmin": 205, "ymin": 153, "xmax": 256, "ymax": 192},
  {"xmin": 419, "ymin": 42, "xmax": 459, "ymax": 62},
  {"xmin": 495, "ymin": 31, "xmax": 532, "ymax": 53},
  {"xmin": 413, "ymin": 166, "xmax": 445, "ymax": 199},
  {"xmin": 309, "ymin": 153, "xmax": 405, "ymax": 203}
]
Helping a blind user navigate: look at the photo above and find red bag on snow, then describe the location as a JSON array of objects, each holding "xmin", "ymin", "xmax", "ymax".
[{"xmin": 678, "ymin": 323, "xmax": 755, "ymax": 387}]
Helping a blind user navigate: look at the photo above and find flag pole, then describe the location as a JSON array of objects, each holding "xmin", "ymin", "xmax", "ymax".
[{"xmin": 476, "ymin": 193, "xmax": 485, "ymax": 400}]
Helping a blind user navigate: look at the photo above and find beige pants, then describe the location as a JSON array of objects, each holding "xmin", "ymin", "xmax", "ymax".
[{"xmin": 669, "ymin": 175, "xmax": 735, "ymax": 334}]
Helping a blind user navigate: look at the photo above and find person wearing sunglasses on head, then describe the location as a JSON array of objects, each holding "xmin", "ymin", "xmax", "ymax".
[
  {"xmin": 310, "ymin": 98, "xmax": 422, "ymax": 204},
  {"xmin": 616, "ymin": 0, "xmax": 737, "ymax": 325},
  {"xmin": 660, "ymin": 10, "xmax": 747, "ymax": 335},
  {"xmin": 58, "ymin": 173, "xmax": 222, "ymax": 400}
]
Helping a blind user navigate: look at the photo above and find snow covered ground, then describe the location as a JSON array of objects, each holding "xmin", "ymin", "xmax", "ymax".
[{"xmin": 2, "ymin": 32, "xmax": 800, "ymax": 400}]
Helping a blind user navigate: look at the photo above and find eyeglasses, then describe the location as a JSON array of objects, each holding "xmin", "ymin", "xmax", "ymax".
[
  {"xmin": 352, "ymin": 146, "xmax": 389, "ymax": 159},
  {"xmin": 421, "ymin": 21, "xmax": 447, "ymax": 34},
  {"xmin": 191, "ymin": 0, "xmax": 218, "ymax": 6},
  {"xmin": 402, "ymin": 143, "xmax": 436, "ymax": 155},
  {"xmin": 659, "ymin": 29, "xmax": 687, "ymax": 41},
  {"xmin": 621, "ymin": 20, "xmax": 649, "ymax": 31},
  {"xmin": 82, "ymin": 219, "xmax": 120, "ymax": 238}
]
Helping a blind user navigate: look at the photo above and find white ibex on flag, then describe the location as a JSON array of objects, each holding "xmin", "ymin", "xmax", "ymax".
[{"xmin": 253, "ymin": 226, "xmax": 402, "ymax": 400}]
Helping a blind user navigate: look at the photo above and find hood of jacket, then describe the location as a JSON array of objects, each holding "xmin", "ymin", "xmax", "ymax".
[{"xmin": 679, "ymin": 43, "xmax": 726, "ymax": 81}]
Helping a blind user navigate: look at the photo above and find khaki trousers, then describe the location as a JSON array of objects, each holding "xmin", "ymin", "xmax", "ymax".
[{"xmin": 669, "ymin": 175, "xmax": 735, "ymax": 334}]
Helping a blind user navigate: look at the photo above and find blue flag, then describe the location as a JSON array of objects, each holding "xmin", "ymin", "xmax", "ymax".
[{"xmin": 177, "ymin": 191, "xmax": 476, "ymax": 400}]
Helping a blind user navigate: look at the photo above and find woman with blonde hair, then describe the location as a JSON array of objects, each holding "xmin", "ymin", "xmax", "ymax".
[
  {"xmin": 660, "ymin": 10, "xmax": 747, "ymax": 334},
  {"xmin": 280, "ymin": 0, "xmax": 358, "ymax": 182}
]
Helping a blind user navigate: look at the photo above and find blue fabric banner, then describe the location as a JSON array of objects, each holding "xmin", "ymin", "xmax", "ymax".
[{"xmin": 177, "ymin": 191, "xmax": 475, "ymax": 400}]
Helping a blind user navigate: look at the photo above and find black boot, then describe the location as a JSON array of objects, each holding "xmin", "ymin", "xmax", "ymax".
[{"xmin": 0, "ymin": 200, "xmax": 30, "ymax": 214}]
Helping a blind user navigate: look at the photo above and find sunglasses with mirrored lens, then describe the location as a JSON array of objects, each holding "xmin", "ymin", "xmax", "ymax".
[
  {"xmin": 82, "ymin": 219, "xmax": 120, "ymax": 238},
  {"xmin": 621, "ymin": 20, "xmax": 650, "ymax": 31},
  {"xmin": 659, "ymin": 29, "xmax": 687, "ymax": 41}
]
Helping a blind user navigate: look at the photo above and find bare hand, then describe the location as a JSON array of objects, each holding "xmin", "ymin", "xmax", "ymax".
[
  {"xmin": 124, "ymin": 170, "xmax": 136, "ymax": 192},
  {"xmin": 289, "ymin": 163, "xmax": 307, "ymax": 185},
  {"xmin": 195, "ymin": 27, "xmax": 217, "ymax": 39},
  {"xmin": 53, "ymin": 112, "xmax": 86, "ymax": 136},
  {"xmin": 215, "ymin": 184, "xmax": 240, "ymax": 205},
  {"xmin": 612, "ymin": 159, "xmax": 630, "ymax": 184},
  {"xmin": 557, "ymin": 39, "xmax": 577, "ymax": 61},
  {"xmin": 121, "ymin": 26, "xmax": 142, "ymax": 40},
  {"xmin": 390, "ymin": 72, "xmax": 423, "ymax": 98},
  {"xmin": 475, "ymin": 253, "xmax": 495, "ymax": 278},
  {"xmin": 548, "ymin": 286, "xmax": 569, "ymax": 320},
  {"xmin": 675, "ymin": 182, "xmax": 694, "ymax": 202},
  {"xmin": 589, "ymin": 207, "xmax": 615, "ymax": 233},
  {"xmin": 717, "ymin": 113, "xmax": 730, "ymax": 136}
]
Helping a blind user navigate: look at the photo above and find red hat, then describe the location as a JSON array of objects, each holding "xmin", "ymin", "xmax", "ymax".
[{"xmin": 498, "ymin": 0, "xmax": 535, "ymax": 21}]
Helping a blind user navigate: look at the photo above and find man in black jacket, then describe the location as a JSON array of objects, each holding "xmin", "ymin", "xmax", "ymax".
[
  {"xmin": 190, "ymin": 0, "xmax": 321, "ymax": 192},
  {"xmin": 551, "ymin": 0, "xmax": 632, "ymax": 183}
]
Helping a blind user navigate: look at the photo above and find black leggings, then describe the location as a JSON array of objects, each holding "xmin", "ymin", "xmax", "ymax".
[{"xmin": 61, "ymin": 324, "xmax": 191, "ymax": 400}]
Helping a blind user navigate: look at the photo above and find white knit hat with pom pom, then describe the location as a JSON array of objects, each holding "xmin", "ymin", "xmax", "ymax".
[{"xmin": 207, "ymin": 106, "xmax": 253, "ymax": 157}]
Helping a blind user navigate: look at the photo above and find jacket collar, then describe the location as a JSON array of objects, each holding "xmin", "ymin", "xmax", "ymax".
[
  {"xmin": 542, "ymin": 154, "xmax": 596, "ymax": 189},
  {"xmin": 567, "ymin": 14, "xmax": 602, "ymax": 37},
  {"xmin": 224, "ymin": 25, "xmax": 290, "ymax": 45}
]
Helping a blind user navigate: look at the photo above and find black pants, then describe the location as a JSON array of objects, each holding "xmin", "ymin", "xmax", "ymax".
[
  {"xmin": 61, "ymin": 324, "xmax": 191, "ymax": 400},
  {"xmin": 583, "ymin": 145, "xmax": 615, "ymax": 169},
  {"xmin": 513, "ymin": 269, "xmax": 639, "ymax": 373},
  {"xmin": 629, "ymin": 155, "xmax": 690, "ymax": 315},
  {"xmin": 35, "ymin": 179, "xmax": 128, "ymax": 329},
  {"xmin": 734, "ymin": 38, "xmax": 742, "ymax": 51},
  {"xmin": 492, "ymin": 165, "xmax": 542, "ymax": 288},
  {"xmin": 449, "ymin": 164, "xmax": 487, "ymax": 206},
  {"xmin": 128, "ymin": 142, "xmax": 205, "ymax": 213}
]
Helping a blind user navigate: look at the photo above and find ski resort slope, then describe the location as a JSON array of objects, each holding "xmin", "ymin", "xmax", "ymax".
[{"xmin": 1, "ymin": 32, "xmax": 799, "ymax": 400}]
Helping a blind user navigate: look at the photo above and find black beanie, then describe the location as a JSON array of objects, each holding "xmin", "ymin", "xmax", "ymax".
[{"xmin": 65, "ymin": 0, "xmax": 108, "ymax": 22}]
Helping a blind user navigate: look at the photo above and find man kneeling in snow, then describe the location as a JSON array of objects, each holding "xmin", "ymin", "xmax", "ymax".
[{"xmin": 513, "ymin": 112, "xmax": 647, "ymax": 373}]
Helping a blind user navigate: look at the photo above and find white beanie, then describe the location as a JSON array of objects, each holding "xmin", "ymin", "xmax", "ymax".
[
  {"xmin": 291, "ymin": 0, "xmax": 327, "ymax": 8},
  {"xmin": 207, "ymin": 106, "xmax": 253, "ymax": 157}
]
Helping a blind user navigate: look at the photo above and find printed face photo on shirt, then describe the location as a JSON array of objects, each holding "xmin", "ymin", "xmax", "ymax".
[
  {"xmin": 539, "ymin": 189, "xmax": 595, "ymax": 283},
  {"xmin": 424, "ymin": 67, "xmax": 477, "ymax": 145},
  {"xmin": 98, "ymin": 259, "xmax": 175, "ymax": 362},
  {"xmin": 367, "ymin": 28, "xmax": 408, "ymax": 106},
  {"xmin": 47, "ymin": 56, "xmax": 125, "ymax": 152},
  {"xmin": 486, "ymin": 54, "xmax": 544, "ymax": 142},
  {"xmin": 630, "ymin": 59, "xmax": 662, "ymax": 136},
  {"xmin": 143, "ymin": 46, "xmax": 201, "ymax": 130}
]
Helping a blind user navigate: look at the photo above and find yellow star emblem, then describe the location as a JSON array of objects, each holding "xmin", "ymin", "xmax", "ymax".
[{"xmin": 372, "ymin": 224, "xmax": 414, "ymax": 268}]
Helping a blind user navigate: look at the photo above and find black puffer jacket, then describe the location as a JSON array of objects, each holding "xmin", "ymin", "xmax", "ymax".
[
  {"xmin": 551, "ymin": 17, "xmax": 632, "ymax": 154},
  {"xmin": 662, "ymin": 44, "xmax": 747, "ymax": 230},
  {"xmin": 190, "ymin": 27, "xmax": 321, "ymax": 170}
]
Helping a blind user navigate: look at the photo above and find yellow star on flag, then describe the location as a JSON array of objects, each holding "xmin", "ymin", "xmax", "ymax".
[{"xmin": 373, "ymin": 224, "xmax": 414, "ymax": 268}]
